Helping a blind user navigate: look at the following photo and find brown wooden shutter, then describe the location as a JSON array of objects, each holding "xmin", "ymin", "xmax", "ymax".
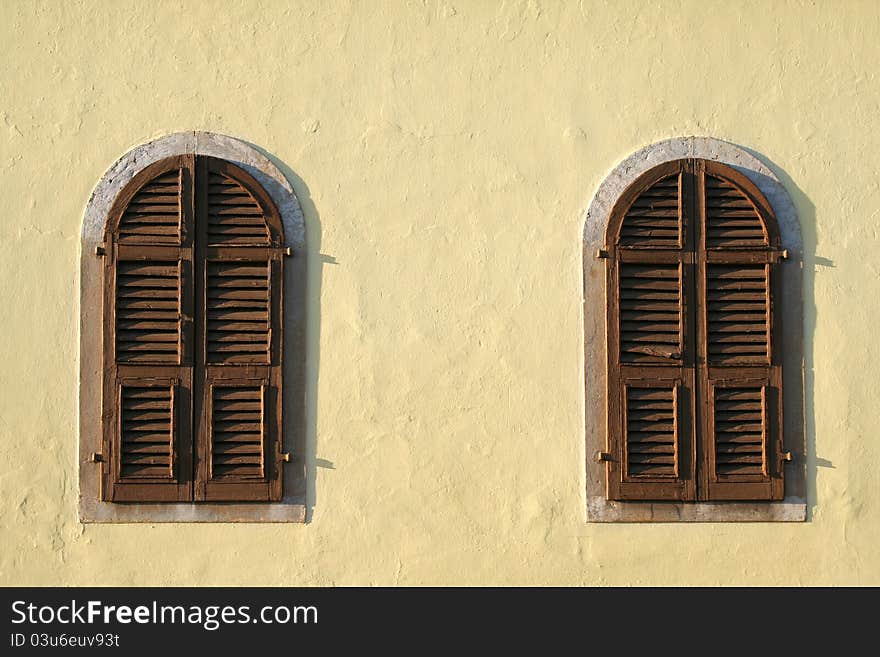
[
  {"xmin": 102, "ymin": 156, "xmax": 195, "ymax": 502},
  {"xmin": 696, "ymin": 160, "xmax": 784, "ymax": 501},
  {"xmin": 603, "ymin": 158, "xmax": 785, "ymax": 502},
  {"xmin": 605, "ymin": 160, "xmax": 697, "ymax": 501},
  {"xmin": 194, "ymin": 156, "xmax": 284, "ymax": 501}
]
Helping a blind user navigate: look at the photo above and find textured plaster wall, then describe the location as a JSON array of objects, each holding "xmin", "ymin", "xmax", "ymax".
[{"xmin": 0, "ymin": 0, "xmax": 878, "ymax": 585}]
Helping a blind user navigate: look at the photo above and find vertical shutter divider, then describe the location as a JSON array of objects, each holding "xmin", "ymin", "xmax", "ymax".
[{"xmin": 760, "ymin": 385, "xmax": 769, "ymax": 478}]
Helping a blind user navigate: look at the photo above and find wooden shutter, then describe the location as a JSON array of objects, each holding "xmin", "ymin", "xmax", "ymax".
[
  {"xmin": 605, "ymin": 160, "xmax": 696, "ymax": 501},
  {"xmin": 102, "ymin": 156, "xmax": 195, "ymax": 502},
  {"xmin": 194, "ymin": 156, "xmax": 284, "ymax": 501},
  {"xmin": 603, "ymin": 158, "xmax": 785, "ymax": 502},
  {"xmin": 696, "ymin": 160, "xmax": 784, "ymax": 500}
]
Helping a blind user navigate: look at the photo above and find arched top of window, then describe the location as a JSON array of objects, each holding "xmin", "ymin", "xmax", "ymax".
[
  {"xmin": 604, "ymin": 159, "xmax": 780, "ymax": 252},
  {"xmin": 103, "ymin": 155, "xmax": 285, "ymax": 247}
]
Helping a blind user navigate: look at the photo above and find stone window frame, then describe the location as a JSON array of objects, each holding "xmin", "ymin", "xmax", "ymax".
[
  {"xmin": 583, "ymin": 137, "xmax": 806, "ymax": 522},
  {"xmin": 79, "ymin": 132, "xmax": 307, "ymax": 523}
]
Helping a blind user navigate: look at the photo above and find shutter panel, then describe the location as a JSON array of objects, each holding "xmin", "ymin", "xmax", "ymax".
[
  {"xmin": 206, "ymin": 261, "xmax": 271, "ymax": 364},
  {"xmin": 102, "ymin": 156, "xmax": 195, "ymax": 502},
  {"xmin": 195, "ymin": 156, "xmax": 284, "ymax": 502},
  {"xmin": 207, "ymin": 168, "xmax": 272, "ymax": 246},
  {"xmin": 696, "ymin": 161, "xmax": 784, "ymax": 501},
  {"xmin": 117, "ymin": 169, "xmax": 185, "ymax": 244},
  {"xmin": 706, "ymin": 264, "xmax": 770, "ymax": 365},
  {"xmin": 606, "ymin": 160, "xmax": 696, "ymax": 501}
]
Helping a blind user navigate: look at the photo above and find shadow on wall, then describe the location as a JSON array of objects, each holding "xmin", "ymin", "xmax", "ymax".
[
  {"xmin": 743, "ymin": 146, "xmax": 828, "ymax": 521},
  {"xmin": 246, "ymin": 142, "xmax": 336, "ymax": 523}
]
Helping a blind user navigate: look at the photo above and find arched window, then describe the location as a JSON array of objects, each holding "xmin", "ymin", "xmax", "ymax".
[
  {"xmin": 100, "ymin": 155, "xmax": 287, "ymax": 503},
  {"xmin": 602, "ymin": 158, "xmax": 786, "ymax": 502}
]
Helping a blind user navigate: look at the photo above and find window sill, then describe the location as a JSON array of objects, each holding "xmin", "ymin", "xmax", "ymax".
[
  {"xmin": 587, "ymin": 496, "xmax": 806, "ymax": 523},
  {"xmin": 79, "ymin": 497, "xmax": 306, "ymax": 523}
]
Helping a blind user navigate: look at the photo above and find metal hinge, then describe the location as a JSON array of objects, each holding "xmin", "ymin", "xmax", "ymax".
[
  {"xmin": 89, "ymin": 452, "xmax": 104, "ymax": 463},
  {"xmin": 594, "ymin": 451, "xmax": 612, "ymax": 463},
  {"xmin": 279, "ymin": 452, "xmax": 291, "ymax": 463},
  {"xmin": 95, "ymin": 245, "xmax": 107, "ymax": 257},
  {"xmin": 595, "ymin": 248, "xmax": 609, "ymax": 259},
  {"xmin": 781, "ymin": 451, "xmax": 793, "ymax": 462},
  {"xmin": 283, "ymin": 246, "xmax": 293, "ymax": 257}
]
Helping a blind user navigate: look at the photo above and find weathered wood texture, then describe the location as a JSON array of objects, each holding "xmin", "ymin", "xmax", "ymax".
[
  {"xmin": 101, "ymin": 155, "xmax": 285, "ymax": 503},
  {"xmin": 604, "ymin": 158, "xmax": 784, "ymax": 502}
]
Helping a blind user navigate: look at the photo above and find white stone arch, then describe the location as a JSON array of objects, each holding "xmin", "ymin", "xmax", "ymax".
[
  {"xmin": 79, "ymin": 132, "xmax": 306, "ymax": 522},
  {"xmin": 582, "ymin": 137, "xmax": 806, "ymax": 522}
]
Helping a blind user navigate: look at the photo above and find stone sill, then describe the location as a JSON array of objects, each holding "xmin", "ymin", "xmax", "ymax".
[
  {"xmin": 587, "ymin": 496, "xmax": 806, "ymax": 523},
  {"xmin": 79, "ymin": 497, "xmax": 306, "ymax": 523}
]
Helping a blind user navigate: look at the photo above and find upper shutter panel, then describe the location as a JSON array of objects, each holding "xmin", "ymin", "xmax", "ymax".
[
  {"xmin": 706, "ymin": 264, "xmax": 770, "ymax": 365},
  {"xmin": 118, "ymin": 168, "xmax": 184, "ymax": 244},
  {"xmin": 115, "ymin": 260, "xmax": 182, "ymax": 364},
  {"xmin": 619, "ymin": 263, "xmax": 683, "ymax": 363},
  {"xmin": 206, "ymin": 261, "xmax": 271, "ymax": 364},
  {"xmin": 704, "ymin": 175, "xmax": 768, "ymax": 249},
  {"xmin": 618, "ymin": 174, "xmax": 682, "ymax": 248},
  {"xmin": 207, "ymin": 170, "xmax": 271, "ymax": 246}
]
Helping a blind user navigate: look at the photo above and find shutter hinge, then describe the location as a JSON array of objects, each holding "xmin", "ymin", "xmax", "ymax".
[
  {"xmin": 594, "ymin": 451, "xmax": 612, "ymax": 463},
  {"xmin": 95, "ymin": 245, "xmax": 107, "ymax": 257},
  {"xmin": 781, "ymin": 451, "xmax": 793, "ymax": 462},
  {"xmin": 283, "ymin": 246, "xmax": 293, "ymax": 257},
  {"xmin": 279, "ymin": 452, "xmax": 291, "ymax": 463},
  {"xmin": 89, "ymin": 452, "xmax": 104, "ymax": 463},
  {"xmin": 779, "ymin": 249, "xmax": 790, "ymax": 261},
  {"xmin": 595, "ymin": 248, "xmax": 609, "ymax": 259}
]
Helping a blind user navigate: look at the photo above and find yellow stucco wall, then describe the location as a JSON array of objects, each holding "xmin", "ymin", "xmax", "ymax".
[{"xmin": 1, "ymin": 0, "xmax": 878, "ymax": 585}]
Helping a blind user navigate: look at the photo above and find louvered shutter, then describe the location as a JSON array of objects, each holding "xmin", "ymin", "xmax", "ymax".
[
  {"xmin": 102, "ymin": 156, "xmax": 195, "ymax": 502},
  {"xmin": 605, "ymin": 160, "xmax": 697, "ymax": 501},
  {"xmin": 696, "ymin": 161, "xmax": 784, "ymax": 500},
  {"xmin": 194, "ymin": 156, "xmax": 284, "ymax": 501}
]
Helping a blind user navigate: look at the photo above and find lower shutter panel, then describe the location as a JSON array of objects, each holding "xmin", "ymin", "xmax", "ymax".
[
  {"xmin": 106, "ymin": 377, "xmax": 192, "ymax": 502},
  {"xmin": 210, "ymin": 384, "xmax": 266, "ymax": 481},
  {"xmin": 712, "ymin": 386, "xmax": 766, "ymax": 477},
  {"xmin": 120, "ymin": 384, "xmax": 174, "ymax": 479},
  {"xmin": 625, "ymin": 385, "xmax": 678, "ymax": 477},
  {"xmin": 200, "ymin": 377, "xmax": 278, "ymax": 501},
  {"xmin": 608, "ymin": 373, "xmax": 695, "ymax": 501},
  {"xmin": 705, "ymin": 376, "xmax": 782, "ymax": 500}
]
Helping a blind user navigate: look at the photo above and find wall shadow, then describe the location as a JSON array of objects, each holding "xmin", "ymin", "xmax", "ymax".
[
  {"xmin": 245, "ymin": 142, "xmax": 332, "ymax": 523},
  {"xmin": 741, "ymin": 146, "xmax": 824, "ymax": 521}
]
